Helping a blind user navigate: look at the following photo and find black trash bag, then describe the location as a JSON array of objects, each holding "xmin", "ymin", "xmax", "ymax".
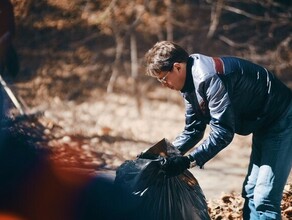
[{"xmin": 115, "ymin": 138, "xmax": 210, "ymax": 220}]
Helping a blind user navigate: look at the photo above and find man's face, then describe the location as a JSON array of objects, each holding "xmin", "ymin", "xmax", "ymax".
[{"xmin": 156, "ymin": 63, "xmax": 186, "ymax": 91}]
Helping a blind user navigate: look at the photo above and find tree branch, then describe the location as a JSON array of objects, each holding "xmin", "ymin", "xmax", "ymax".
[{"xmin": 223, "ymin": 5, "xmax": 271, "ymax": 21}]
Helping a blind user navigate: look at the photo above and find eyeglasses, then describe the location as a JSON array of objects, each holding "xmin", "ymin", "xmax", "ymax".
[{"xmin": 157, "ymin": 72, "xmax": 170, "ymax": 84}]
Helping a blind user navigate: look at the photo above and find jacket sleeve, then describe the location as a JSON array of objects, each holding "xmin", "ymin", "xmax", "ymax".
[
  {"xmin": 189, "ymin": 75, "xmax": 235, "ymax": 167},
  {"xmin": 172, "ymin": 96, "xmax": 206, "ymax": 155}
]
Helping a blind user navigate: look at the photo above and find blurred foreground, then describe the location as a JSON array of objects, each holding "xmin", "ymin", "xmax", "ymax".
[{"xmin": 0, "ymin": 111, "xmax": 291, "ymax": 219}]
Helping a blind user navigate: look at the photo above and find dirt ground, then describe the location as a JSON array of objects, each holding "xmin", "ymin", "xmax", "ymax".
[{"xmin": 18, "ymin": 85, "xmax": 290, "ymax": 201}]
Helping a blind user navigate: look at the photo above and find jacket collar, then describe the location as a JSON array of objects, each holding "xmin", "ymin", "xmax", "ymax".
[{"xmin": 180, "ymin": 57, "xmax": 194, "ymax": 93}]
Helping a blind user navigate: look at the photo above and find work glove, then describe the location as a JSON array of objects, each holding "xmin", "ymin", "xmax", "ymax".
[{"xmin": 161, "ymin": 155, "xmax": 191, "ymax": 177}]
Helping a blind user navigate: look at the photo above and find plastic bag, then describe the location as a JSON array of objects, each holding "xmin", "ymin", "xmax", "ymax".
[{"xmin": 115, "ymin": 138, "xmax": 210, "ymax": 220}]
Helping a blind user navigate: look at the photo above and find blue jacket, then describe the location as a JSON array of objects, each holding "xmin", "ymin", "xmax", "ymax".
[{"xmin": 172, "ymin": 54, "xmax": 292, "ymax": 167}]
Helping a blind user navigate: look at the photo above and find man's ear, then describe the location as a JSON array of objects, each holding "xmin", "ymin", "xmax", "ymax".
[{"xmin": 173, "ymin": 62, "xmax": 181, "ymax": 71}]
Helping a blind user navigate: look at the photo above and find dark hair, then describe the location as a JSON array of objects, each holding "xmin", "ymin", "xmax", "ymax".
[{"xmin": 145, "ymin": 41, "xmax": 189, "ymax": 77}]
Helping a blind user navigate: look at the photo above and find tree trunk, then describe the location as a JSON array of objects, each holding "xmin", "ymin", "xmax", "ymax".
[
  {"xmin": 130, "ymin": 32, "xmax": 142, "ymax": 115},
  {"xmin": 207, "ymin": 0, "xmax": 224, "ymax": 39},
  {"xmin": 107, "ymin": 34, "xmax": 124, "ymax": 93},
  {"xmin": 165, "ymin": 0, "xmax": 173, "ymax": 41}
]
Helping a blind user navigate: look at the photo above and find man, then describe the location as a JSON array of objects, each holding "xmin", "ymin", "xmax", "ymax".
[
  {"xmin": 0, "ymin": 0, "xmax": 19, "ymax": 77},
  {"xmin": 144, "ymin": 41, "xmax": 292, "ymax": 219},
  {"xmin": 0, "ymin": 0, "xmax": 20, "ymax": 120}
]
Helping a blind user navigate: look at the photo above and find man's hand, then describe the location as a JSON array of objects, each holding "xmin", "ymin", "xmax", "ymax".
[{"xmin": 161, "ymin": 155, "xmax": 191, "ymax": 177}]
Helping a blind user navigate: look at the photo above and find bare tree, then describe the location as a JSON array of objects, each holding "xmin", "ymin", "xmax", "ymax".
[
  {"xmin": 165, "ymin": 0, "xmax": 174, "ymax": 41},
  {"xmin": 207, "ymin": 0, "xmax": 224, "ymax": 38}
]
